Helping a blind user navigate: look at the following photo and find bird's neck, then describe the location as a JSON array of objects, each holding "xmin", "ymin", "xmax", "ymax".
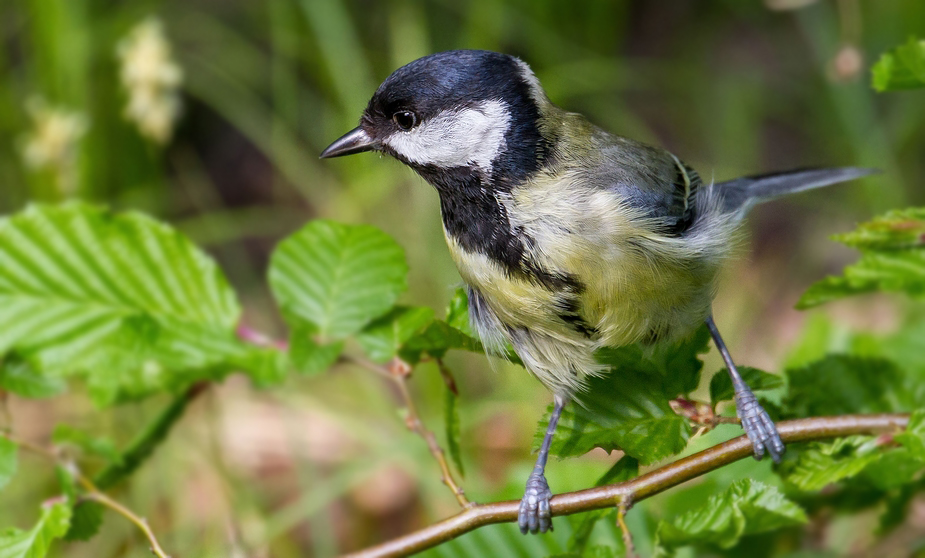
[
  {"xmin": 412, "ymin": 102, "xmax": 564, "ymax": 282},
  {"xmin": 415, "ymin": 165, "xmax": 527, "ymax": 274},
  {"xmin": 415, "ymin": 154, "xmax": 575, "ymax": 292}
]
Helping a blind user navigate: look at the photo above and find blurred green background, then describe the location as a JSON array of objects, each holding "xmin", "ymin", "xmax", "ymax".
[{"xmin": 2, "ymin": 0, "xmax": 924, "ymax": 556}]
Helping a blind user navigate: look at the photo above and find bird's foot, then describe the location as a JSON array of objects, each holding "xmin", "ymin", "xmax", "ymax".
[
  {"xmin": 735, "ymin": 387, "xmax": 785, "ymax": 463},
  {"xmin": 518, "ymin": 472, "xmax": 553, "ymax": 534}
]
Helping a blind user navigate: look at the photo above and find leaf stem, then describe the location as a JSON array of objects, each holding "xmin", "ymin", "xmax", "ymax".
[
  {"xmin": 343, "ymin": 354, "xmax": 471, "ymax": 509},
  {"xmin": 82, "ymin": 489, "xmax": 172, "ymax": 558},
  {"xmin": 340, "ymin": 413, "xmax": 910, "ymax": 558},
  {"xmin": 1, "ymin": 431, "xmax": 58, "ymax": 459}
]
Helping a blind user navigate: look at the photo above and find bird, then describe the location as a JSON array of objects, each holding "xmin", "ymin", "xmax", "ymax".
[{"xmin": 320, "ymin": 49, "xmax": 873, "ymax": 535}]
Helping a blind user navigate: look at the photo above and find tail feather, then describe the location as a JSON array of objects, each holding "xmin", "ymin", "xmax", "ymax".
[{"xmin": 717, "ymin": 167, "xmax": 877, "ymax": 216}]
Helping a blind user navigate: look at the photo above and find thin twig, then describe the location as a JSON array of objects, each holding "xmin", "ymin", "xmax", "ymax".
[
  {"xmin": 340, "ymin": 354, "xmax": 391, "ymax": 379},
  {"xmin": 252, "ymin": 332, "xmax": 472, "ymax": 507},
  {"xmin": 394, "ymin": 374, "xmax": 471, "ymax": 509},
  {"xmin": 435, "ymin": 359, "xmax": 458, "ymax": 396},
  {"xmin": 341, "ymin": 413, "xmax": 910, "ymax": 558},
  {"xmin": 1, "ymin": 431, "xmax": 175, "ymax": 558},
  {"xmin": 1, "ymin": 432, "xmax": 58, "ymax": 459},
  {"xmin": 82, "ymin": 490, "xmax": 172, "ymax": 558},
  {"xmin": 1, "ymin": 383, "xmax": 202, "ymax": 558},
  {"xmin": 342, "ymin": 354, "xmax": 471, "ymax": 508},
  {"xmin": 616, "ymin": 495, "xmax": 636, "ymax": 558}
]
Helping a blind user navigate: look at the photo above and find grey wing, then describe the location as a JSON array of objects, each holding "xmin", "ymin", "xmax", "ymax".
[{"xmin": 594, "ymin": 134, "xmax": 702, "ymax": 236}]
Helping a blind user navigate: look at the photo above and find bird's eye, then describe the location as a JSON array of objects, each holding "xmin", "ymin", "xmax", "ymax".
[{"xmin": 392, "ymin": 110, "xmax": 417, "ymax": 131}]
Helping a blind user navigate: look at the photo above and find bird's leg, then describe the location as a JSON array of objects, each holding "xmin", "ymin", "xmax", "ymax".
[
  {"xmin": 705, "ymin": 315, "xmax": 785, "ymax": 463},
  {"xmin": 519, "ymin": 393, "xmax": 568, "ymax": 534}
]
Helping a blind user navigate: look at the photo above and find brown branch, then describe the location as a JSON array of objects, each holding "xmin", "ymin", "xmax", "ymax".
[
  {"xmin": 342, "ymin": 354, "xmax": 471, "ymax": 509},
  {"xmin": 342, "ymin": 413, "xmax": 910, "ymax": 558}
]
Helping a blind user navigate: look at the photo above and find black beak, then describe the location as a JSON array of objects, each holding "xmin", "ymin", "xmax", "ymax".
[{"xmin": 320, "ymin": 127, "xmax": 376, "ymax": 158}]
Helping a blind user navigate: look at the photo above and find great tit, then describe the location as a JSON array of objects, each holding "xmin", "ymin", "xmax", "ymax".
[{"xmin": 321, "ymin": 49, "xmax": 873, "ymax": 535}]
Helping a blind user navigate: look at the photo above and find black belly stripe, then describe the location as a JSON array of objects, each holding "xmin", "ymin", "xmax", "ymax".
[{"xmin": 553, "ymin": 295, "xmax": 597, "ymax": 338}]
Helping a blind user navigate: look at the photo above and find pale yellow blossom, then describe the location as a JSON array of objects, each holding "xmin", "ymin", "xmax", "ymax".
[
  {"xmin": 117, "ymin": 17, "xmax": 183, "ymax": 144},
  {"xmin": 20, "ymin": 98, "xmax": 87, "ymax": 195}
]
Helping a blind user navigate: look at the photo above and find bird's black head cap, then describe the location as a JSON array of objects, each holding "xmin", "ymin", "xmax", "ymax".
[
  {"xmin": 368, "ymin": 51, "xmax": 525, "ymax": 122},
  {"xmin": 355, "ymin": 50, "xmax": 552, "ymax": 191}
]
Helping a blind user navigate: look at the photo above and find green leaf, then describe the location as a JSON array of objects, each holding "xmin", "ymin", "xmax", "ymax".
[
  {"xmin": 231, "ymin": 346, "xmax": 289, "ymax": 387},
  {"xmin": 357, "ymin": 306, "xmax": 434, "ymax": 363},
  {"xmin": 783, "ymin": 436, "xmax": 883, "ymax": 491},
  {"xmin": 893, "ymin": 409, "xmax": 925, "ymax": 460},
  {"xmin": 445, "ymin": 288, "xmax": 474, "ymax": 335},
  {"xmin": 595, "ymin": 455, "xmax": 640, "ymax": 487},
  {"xmin": 550, "ymin": 545, "xmax": 620, "ymax": 558},
  {"xmin": 566, "ymin": 457, "xmax": 639, "ymax": 553},
  {"xmin": 655, "ymin": 479, "xmax": 807, "ymax": 551},
  {"xmin": 400, "ymin": 320, "xmax": 484, "ymax": 364},
  {"xmin": 269, "ymin": 220, "xmax": 408, "ymax": 340},
  {"xmin": 419, "ymin": 522, "xmax": 561, "ymax": 557},
  {"xmin": 63, "ymin": 502, "xmax": 104, "ymax": 543},
  {"xmin": 859, "ymin": 445, "xmax": 924, "ymax": 490},
  {"xmin": 77, "ymin": 320, "xmax": 272, "ymax": 405},
  {"xmin": 535, "ymin": 326, "xmax": 709, "ymax": 464},
  {"xmin": 0, "ymin": 359, "xmax": 65, "ymax": 399},
  {"xmin": 783, "ymin": 427, "xmax": 925, "ymax": 494},
  {"xmin": 395, "ymin": 288, "xmax": 487, "ymax": 364},
  {"xmin": 783, "ymin": 356, "xmax": 907, "ymax": 418},
  {"xmin": 833, "ymin": 207, "xmax": 925, "ymax": 250},
  {"xmin": 538, "ymin": 377, "xmax": 689, "ymax": 464},
  {"xmin": 796, "ymin": 277, "xmax": 873, "ymax": 310},
  {"xmin": 878, "ymin": 485, "xmax": 916, "ymax": 535},
  {"xmin": 52, "ymin": 425, "xmax": 122, "ymax": 465},
  {"xmin": 0, "ymin": 203, "xmax": 262, "ymax": 404},
  {"xmin": 444, "ymin": 388, "xmax": 464, "ymax": 477},
  {"xmin": 0, "ymin": 438, "xmax": 17, "ymax": 491},
  {"xmin": 598, "ymin": 324, "xmax": 710, "ymax": 397},
  {"xmin": 566, "ymin": 510, "xmax": 613, "ymax": 555},
  {"xmin": 288, "ymin": 325, "xmax": 343, "ymax": 376},
  {"xmin": 53, "ymin": 466, "xmax": 76, "ymax": 504},
  {"xmin": 876, "ymin": 318, "xmax": 925, "ymax": 380},
  {"xmin": 0, "ymin": 501, "xmax": 71, "ymax": 558},
  {"xmin": 872, "ymin": 38, "xmax": 925, "ymax": 92},
  {"xmin": 709, "ymin": 367, "xmax": 784, "ymax": 406},
  {"xmin": 797, "ymin": 208, "xmax": 925, "ymax": 309},
  {"xmin": 783, "ymin": 313, "xmax": 842, "ymax": 369}
]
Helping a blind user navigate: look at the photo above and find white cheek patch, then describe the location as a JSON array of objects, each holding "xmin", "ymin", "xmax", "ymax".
[{"xmin": 385, "ymin": 99, "xmax": 511, "ymax": 173}]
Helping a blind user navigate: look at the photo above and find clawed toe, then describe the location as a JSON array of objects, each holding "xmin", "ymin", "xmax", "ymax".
[
  {"xmin": 736, "ymin": 389, "xmax": 785, "ymax": 463},
  {"xmin": 518, "ymin": 474, "xmax": 553, "ymax": 534}
]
